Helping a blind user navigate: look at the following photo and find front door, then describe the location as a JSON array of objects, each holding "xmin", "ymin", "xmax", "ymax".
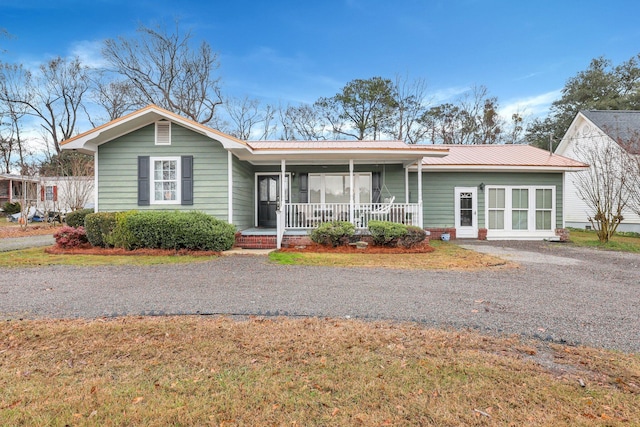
[
  {"xmin": 454, "ymin": 187, "xmax": 478, "ymax": 238},
  {"xmin": 257, "ymin": 175, "xmax": 280, "ymax": 228}
]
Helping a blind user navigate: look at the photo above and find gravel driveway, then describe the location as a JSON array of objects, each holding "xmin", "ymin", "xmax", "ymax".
[{"xmin": 1, "ymin": 241, "xmax": 638, "ymax": 353}]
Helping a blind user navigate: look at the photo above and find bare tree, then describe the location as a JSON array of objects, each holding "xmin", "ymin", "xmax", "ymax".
[
  {"xmin": 279, "ymin": 103, "xmax": 327, "ymax": 140},
  {"xmin": 420, "ymin": 85, "xmax": 504, "ymax": 144},
  {"xmin": 221, "ymin": 96, "xmax": 274, "ymax": 140},
  {"xmin": 0, "ymin": 57, "xmax": 91, "ymax": 154},
  {"xmin": 388, "ymin": 74, "xmax": 431, "ymax": 144},
  {"xmin": 90, "ymin": 76, "xmax": 140, "ymax": 124},
  {"xmin": 571, "ymin": 137, "xmax": 630, "ymax": 242},
  {"xmin": 103, "ymin": 22, "xmax": 222, "ymax": 124}
]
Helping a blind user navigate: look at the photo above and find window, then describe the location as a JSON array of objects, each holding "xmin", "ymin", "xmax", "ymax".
[
  {"xmin": 308, "ymin": 173, "xmax": 371, "ymax": 204},
  {"xmin": 487, "ymin": 188, "xmax": 505, "ymax": 229},
  {"xmin": 511, "ymin": 188, "xmax": 528, "ymax": 230},
  {"xmin": 536, "ymin": 189, "xmax": 553, "ymax": 230},
  {"xmin": 45, "ymin": 185, "xmax": 57, "ymax": 201},
  {"xmin": 151, "ymin": 157, "xmax": 180, "ymax": 204},
  {"xmin": 485, "ymin": 186, "xmax": 555, "ymax": 233},
  {"xmin": 155, "ymin": 121, "xmax": 171, "ymax": 145}
]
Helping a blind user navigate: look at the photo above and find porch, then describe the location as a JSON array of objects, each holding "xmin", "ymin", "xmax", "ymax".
[{"xmin": 282, "ymin": 201, "xmax": 421, "ymax": 229}]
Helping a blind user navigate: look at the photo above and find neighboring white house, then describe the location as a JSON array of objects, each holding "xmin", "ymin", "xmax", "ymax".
[
  {"xmin": 1, "ymin": 173, "xmax": 94, "ymax": 216},
  {"xmin": 38, "ymin": 176, "xmax": 95, "ymax": 213},
  {"xmin": 555, "ymin": 110, "xmax": 640, "ymax": 232}
]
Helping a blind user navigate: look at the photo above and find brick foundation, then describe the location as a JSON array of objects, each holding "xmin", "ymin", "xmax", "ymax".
[
  {"xmin": 234, "ymin": 234, "xmax": 277, "ymax": 249},
  {"xmin": 478, "ymin": 228, "xmax": 487, "ymax": 240},
  {"xmin": 425, "ymin": 227, "xmax": 457, "ymax": 240},
  {"xmin": 555, "ymin": 228, "xmax": 570, "ymax": 242}
]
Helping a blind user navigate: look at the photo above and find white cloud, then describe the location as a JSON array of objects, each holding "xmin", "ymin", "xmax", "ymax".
[
  {"xmin": 69, "ymin": 40, "xmax": 107, "ymax": 68},
  {"xmin": 499, "ymin": 89, "xmax": 562, "ymax": 120},
  {"xmin": 430, "ymin": 86, "xmax": 470, "ymax": 104}
]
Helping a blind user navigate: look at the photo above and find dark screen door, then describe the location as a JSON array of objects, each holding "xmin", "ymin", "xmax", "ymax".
[{"xmin": 258, "ymin": 175, "xmax": 280, "ymax": 227}]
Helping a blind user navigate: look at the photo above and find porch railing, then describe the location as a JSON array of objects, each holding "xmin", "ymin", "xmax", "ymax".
[{"xmin": 284, "ymin": 202, "xmax": 421, "ymax": 229}]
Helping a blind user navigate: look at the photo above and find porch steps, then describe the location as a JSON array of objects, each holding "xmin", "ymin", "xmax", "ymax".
[{"xmin": 234, "ymin": 229, "xmax": 313, "ymax": 249}]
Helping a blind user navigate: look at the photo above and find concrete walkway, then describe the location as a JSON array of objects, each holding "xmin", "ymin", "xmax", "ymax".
[{"xmin": 0, "ymin": 235, "xmax": 55, "ymax": 252}]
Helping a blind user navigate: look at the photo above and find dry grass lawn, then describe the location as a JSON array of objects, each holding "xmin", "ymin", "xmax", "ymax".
[
  {"xmin": 0, "ymin": 221, "xmax": 59, "ymax": 239},
  {"xmin": 271, "ymin": 240, "xmax": 513, "ymax": 270},
  {"xmin": 1, "ymin": 317, "xmax": 637, "ymax": 426}
]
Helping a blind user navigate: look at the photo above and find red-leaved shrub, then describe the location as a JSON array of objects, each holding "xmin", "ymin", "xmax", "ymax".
[{"xmin": 54, "ymin": 226, "xmax": 89, "ymax": 248}]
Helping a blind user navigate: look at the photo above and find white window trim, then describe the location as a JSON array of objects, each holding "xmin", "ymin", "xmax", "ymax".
[
  {"xmin": 155, "ymin": 121, "xmax": 171, "ymax": 145},
  {"xmin": 309, "ymin": 172, "xmax": 372, "ymax": 204},
  {"xmin": 150, "ymin": 156, "xmax": 181, "ymax": 205},
  {"xmin": 484, "ymin": 185, "xmax": 556, "ymax": 239}
]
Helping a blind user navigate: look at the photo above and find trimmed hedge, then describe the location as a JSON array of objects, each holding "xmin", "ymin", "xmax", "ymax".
[
  {"xmin": 115, "ymin": 211, "xmax": 236, "ymax": 251},
  {"xmin": 310, "ymin": 221, "xmax": 355, "ymax": 247},
  {"xmin": 65, "ymin": 208, "xmax": 94, "ymax": 228},
  {"xmin": 398, "ymin": 225, "xmax": 427, "ymax": 248},
  {"xmin": 84, "ymin": 212, "xmax": 117, "ymax": 248},
  {"xmin": 368, "ymin": 220, "xmax": 407, "ymax": 246}
]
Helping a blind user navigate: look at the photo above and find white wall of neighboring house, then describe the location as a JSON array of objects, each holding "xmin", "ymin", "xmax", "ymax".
[
  {"xmin": 38, "ymin": 176, "xmax": 95, "ymax": 213},
  {"xmin": 557, "ymin": 115, "xmax": 640, "ymax": 233}
]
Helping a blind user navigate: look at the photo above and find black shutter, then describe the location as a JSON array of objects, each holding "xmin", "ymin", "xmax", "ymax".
[
  {"xmin": 298, "ymin": 172, "xmax": 308, "ymax": 203},
  {"xmin": 138, "ymin": 156, "xmax": 150, "ymax": 206},
  {"xmin": 372, "ymin": 172, "xmax": 381, "ymax": 203},
  {"xmin": 181, "ymin": 155, "xmax": 193, "ymax": 205}
]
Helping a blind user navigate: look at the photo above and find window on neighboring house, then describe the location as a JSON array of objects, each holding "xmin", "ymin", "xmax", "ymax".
[
  {"xmin": 151, "ymin": 157, "xmax": 180, "ymax": 204},
  {"xmin": 155, "ymin": 121, "xmax": 171, "ymax": 145},
  {"xmin": 535, "ymin": 189, "xmax": 553, "ymax": 230},
  {"xmin": 487, "ymin": 188, "xmax": 505, "ymax": 229},
  {"xmin": 308, "ymin": 173, "xmax": 372, "ymax": 204}
]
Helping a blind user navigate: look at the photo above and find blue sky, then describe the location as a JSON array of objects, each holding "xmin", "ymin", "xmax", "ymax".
[{"xmin": 2, "ymin": 0, "xmax": 640, "ymax": 123}]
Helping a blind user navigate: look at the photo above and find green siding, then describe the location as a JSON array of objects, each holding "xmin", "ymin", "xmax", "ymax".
[
  {"xmin": 232, "ymin": 155, "xmax": 255, "ymax": 229},
  {"xmin": 409, "ymin": 172, "xmax": 564, "ymax": 228},
  {"xmin": 98, "ymin": 123, "xmax": 229, "ymax": 219}
]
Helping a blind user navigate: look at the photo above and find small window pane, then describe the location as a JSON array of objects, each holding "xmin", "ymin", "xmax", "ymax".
[
  {"xmin": 536, "ymin": 189, "xmax": 552, "ymax": 209},
  {"xmin": 309, "ymin": 175, "xmax": 321, "ymax": 203},
  {"xmin": 512, "ymin": 210, "xmax": 528, "ymax": 230},
  {"xmin": 512, "ymin": 189, "xmax": 528, "ymax": 209},
  {"xmin": 488, "ymin": 210, "xmax": 504, "ymax": 229},
  {"xmin": 489, "ymin": 188, "xmax": 505, "ymax": 209},
  {"xmin": 358, "ymin": 174, "xmax": 371, "ymax": 203},
  {"xmin": 536, "ymin": 211, "xmax": 552, "ymax": 230}
]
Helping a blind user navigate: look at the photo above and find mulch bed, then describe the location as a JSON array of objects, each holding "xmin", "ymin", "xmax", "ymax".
[
  {"xmin": 44, "ymin": 245, "xmax": 221, "ymax": 257},
  {"xmin": 279, "ymin": 242, "xmax": 435, "ymax": 254}
]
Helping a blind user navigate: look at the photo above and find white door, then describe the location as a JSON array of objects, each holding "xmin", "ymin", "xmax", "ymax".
[{"xmin": 454, "ymin": 187, "xmax": 477, "ymax": 238}]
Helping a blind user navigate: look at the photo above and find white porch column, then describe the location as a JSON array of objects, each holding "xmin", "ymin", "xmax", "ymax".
[
  {"xmin": 349, "ymin": 159, "xmax": 354, "ymax": 224},
  {"xmin": 94, "ymin": 151, "xmax": 99, "ymax": 212},
  {"xmin": 404, "ymin": 166, "xmax": 409, "ymax": 202},
  {"xmin": 227, "ymin": 151, "xmax": 233, "ymax": 223},
  {"xmin": 417, "ymin": 159, "xmax": 423, "ymax": 228}
]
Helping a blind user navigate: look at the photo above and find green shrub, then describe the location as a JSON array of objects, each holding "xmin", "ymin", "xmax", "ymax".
[
  {"xmin": 310, "ymin": 221, "xmax": 355, "ymax": 247},
  {"xmin": 398, "ymin": 225, "xmax": 427, "ymax": 248},
  {"xmin": 84, "ymin": 212, "xmax": 117, "ymax": 248},
  {"xmin": 106, "ymin": 210, "xmax": 140, "ymax": 250},
  {"xmin": 368, "ymin": 220, "xmax": 408, "ymax": 247},
  {"xmin": 2, "ymin": 201, "xmax": 21, "ymax": 215},
  {"xmin": 65, "ymin": 208, "xmax": 94, "ymax": 228},
  {"xmin": 114, "ymin": 210, "xmax": 236, "ymax": 251}
]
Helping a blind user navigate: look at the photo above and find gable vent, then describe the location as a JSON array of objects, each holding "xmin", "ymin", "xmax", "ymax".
[{"xmin": 155, "ymin": 121, "xmax": 171, "ymax": 145}]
